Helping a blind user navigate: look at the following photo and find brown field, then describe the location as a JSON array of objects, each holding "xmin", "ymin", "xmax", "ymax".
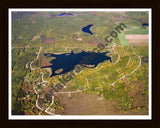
[
  {"xmin": 127, "ymin": 39, "xmax": 148, "ymax": 46},
  {"xmin": 125, "ymin": 34, "xmax": 149, "ymax": 46},
  {"xmin": 55, "ymin": 93, "xmax": 148, "ymax": 115},
  {"xmin": 125, "ymin": 35, "xmax": 149, "ymax": 39},
  {"xmin": 56, "ymin": 93, "xmax": 118, "ymax": 115}
]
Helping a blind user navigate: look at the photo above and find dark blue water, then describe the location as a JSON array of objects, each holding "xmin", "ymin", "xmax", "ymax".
[
  {"xmin": 41, "ymin": 50, "xmax": 111, "ymax": 77},
  {"xmin": 142, "ymin": 23, "xmax": 149, "ymax": 26},
  {"xmin": 57, "ymin": 13, "xmax": 73, "ymax": 16},
  {"xmin": 82, "ymin": 24, "xmax": 94, "ymax": 35}
]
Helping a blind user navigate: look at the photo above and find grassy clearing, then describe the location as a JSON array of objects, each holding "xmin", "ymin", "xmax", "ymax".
[
  {"xmin": 125, "ymin": 29, "xmax": 148, "ymax": 34},
  {"xmin": 118, "ymin": 32, "xmax": 130, "ymax": 46},
  {"xmin": 124, "ymin": 25, "xmax": 148, "ymax": 34}
]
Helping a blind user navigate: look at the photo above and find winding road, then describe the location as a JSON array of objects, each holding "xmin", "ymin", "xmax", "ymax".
[
  {"xmin": 109, "ymin": 46, "xmax": 141, "ymax": 86},
  {"xmin": 30, "ymin": 47, "xmax": 41, "ymax": 71},
  {"xmin": 25, "ymin": 44, "xmax": 142, "ymax": 115}
]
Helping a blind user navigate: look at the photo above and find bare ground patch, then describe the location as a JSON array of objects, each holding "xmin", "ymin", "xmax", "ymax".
[
  {"xmin": 56, "ymin": 93, "xmax": 118, "ymax": 115},
  {"xmin": 54, "ymin": 92, "xmax": 148, "ymax": 115},
  {"xmin": 127, "ymin": 39, "xmax": 148, "ymax": 46},
  {"xmin": 125, "ymin": 34, "xmax": 149, "ymax": 46},
  {"xmin": 125, "ymin": 35, "xmax": 149, "ymax": 40}
]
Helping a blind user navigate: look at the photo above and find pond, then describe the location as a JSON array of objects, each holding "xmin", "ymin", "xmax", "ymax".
[
  {"xmin": 57, "ymin": 13, "xmax": 74, "ymax": 16},
  {"xmin": 82, "ymin": 24, "xmax": 94, "ymax": 35}
]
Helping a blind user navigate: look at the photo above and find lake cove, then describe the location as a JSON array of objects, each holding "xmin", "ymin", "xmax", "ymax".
[{"xmin": 41, "ymin": 50, "xmax": 112, "ymax": 77}]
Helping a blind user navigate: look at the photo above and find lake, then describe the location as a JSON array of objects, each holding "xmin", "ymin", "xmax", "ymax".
[{"xmin": 41, "ymin": 50, "xmax": 112, "ymax": 77}]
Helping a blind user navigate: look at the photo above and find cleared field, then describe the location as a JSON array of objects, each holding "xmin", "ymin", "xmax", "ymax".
[
  {"xmin": 118, "ymin": 32, "xmax": 130, "ymax": 46},
  {"xmin": 124, "ymin": 28, "xmax": 148, "ymax": 34},
  {"xmin": 56, "ymin": 93, "xmax": 147, "ymax": 115},
  {"xmin": 125, "ymin": 35, "xmax": 149, "ymax": 39},
  {"xmin": 124, "ymin": 25, "xmax": 148, "ymax": 34},
  {"xmin": 125, "ymin": 35, "xmax": 149, "ymax": 46},
  {"xmin": 127, "ymin": 39, "xmax": 148, "ymax": 46}
]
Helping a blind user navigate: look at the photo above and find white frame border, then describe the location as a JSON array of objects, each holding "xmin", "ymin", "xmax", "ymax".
[{"xmin": 8, "ymin": 8, "xmax": 152, "ymax": 120}]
